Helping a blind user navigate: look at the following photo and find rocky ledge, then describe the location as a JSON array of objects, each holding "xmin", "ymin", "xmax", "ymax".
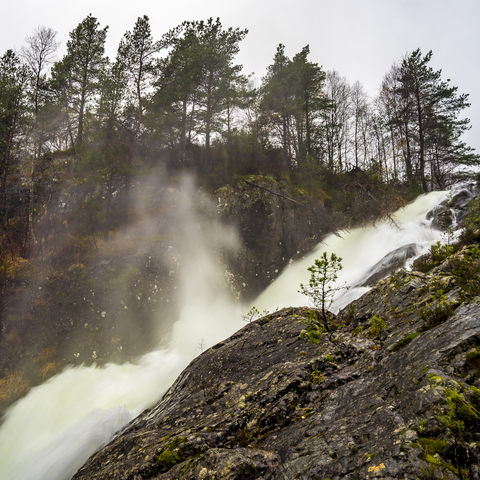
[{"xmin": 74, "ymin": 258, "xmax": 480, "ymax": 479}]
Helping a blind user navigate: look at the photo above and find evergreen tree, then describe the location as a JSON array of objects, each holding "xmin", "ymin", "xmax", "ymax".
[
  {"xmin": 387, "ymin": 49, "xmax": 478, "ymax": 190},
  {"xmin": 116, "ymin": 15, "xmax": 181, "ymax": 234},
  {"xmin": 0, "ymin": 50, "xmax": 29, "ymax": 221},
  {"xmin": 260, "ymin": 45, "xmax": 329, "ymax": 170},
  {"xmin": 93, "ymin": 60, "xmax": 129, "ymax": 241},
  {"xmin": 148, "ymin": 25, "xmax": 204, "ymax": 168},
  {"xmin": 290, "ymin": 46, "xmax": 327, "ymax": 164},
  {"xmin": 52, "ymin": 14, "xmax": 108, "ymax": 149},
  {"xmin": 260, "ymin": 44, "xmax": 294, "ymax": 169},
  {"xmin": 188, "ymin": 18, "xmax": 248, "ymax": 172}
]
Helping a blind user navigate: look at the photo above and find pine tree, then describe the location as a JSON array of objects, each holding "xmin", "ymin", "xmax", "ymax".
[
  {"xmin": 52, "ymin": 14, "xmax": 108, "ymax": 149},
  {"xmin": 388, "ymin": 49, "xmax": 478, "ymax": 190},
  {"xmin": 116, "ymin": 15, "xmax": 181, "ymax": 235},
  {"xmin": 187, "ymin": 18, "xmax": 248, "ymax": 172},
  {"xmin": 0, "ymin": 50, "xmax": 29, "ymax": 221}
]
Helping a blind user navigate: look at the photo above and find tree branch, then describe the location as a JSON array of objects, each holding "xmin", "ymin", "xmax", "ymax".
[{"xmin": 244, "ymin": 180, "xmax": 343, "ymax": 237}]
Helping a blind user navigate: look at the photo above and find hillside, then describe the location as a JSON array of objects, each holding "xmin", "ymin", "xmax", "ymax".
[
  {"xmin": 1, "ymin": 174, "xmax": 361, "ymax": 414},
  {"xmin": 71, "ymin": 189, "xmax": 480, "ymax": 479}
]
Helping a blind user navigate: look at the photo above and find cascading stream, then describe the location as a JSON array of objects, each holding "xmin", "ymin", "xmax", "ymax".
[
  {"xmin": 254, "ymin": 191, "xmax": 448, "ymax": 313},
  {"xmin": 0, "ymin": 191, "xmax": 449, "ymax": 480}
]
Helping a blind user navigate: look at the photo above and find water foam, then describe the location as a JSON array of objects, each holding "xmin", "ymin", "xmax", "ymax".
[{"xmin": 0, "ymin": 191, "xmax": 449, "ymax": 480}]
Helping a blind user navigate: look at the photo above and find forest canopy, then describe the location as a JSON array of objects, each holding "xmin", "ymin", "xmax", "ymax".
[{"xmin": 0, "ymin": 15, "xmax": 478, "ymax": 263}]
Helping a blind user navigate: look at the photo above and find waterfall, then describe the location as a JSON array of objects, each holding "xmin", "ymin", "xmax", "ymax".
[
  {"xmin": 254, "ymin": 191, "xmax": 448, "ymax": 313},
  {"xmin": 0, "ymin": 191, "xmax": 449, "ymax": 480}
]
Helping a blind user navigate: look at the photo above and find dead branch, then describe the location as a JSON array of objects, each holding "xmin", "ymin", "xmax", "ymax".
[
  {"xmin": 243, "ymin": 180, "xmax": 344, "ymax": 237},
  {"xmin": 355, "ymin": 182, "xmax": 401, "ymax": 229}
]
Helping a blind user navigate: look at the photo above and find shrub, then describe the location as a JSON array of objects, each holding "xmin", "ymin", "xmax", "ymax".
[
  {"xmin": 368, "ymin": 315, "xmax": 386, "ymax": 337},
  {"xmin": 414, "ymin": 241, "xmax": 456, "ymax": 273},
  {"xmin": 419, "ymin": 290, "xmax": 455, "ymax": 330},
  {"xmin": 299, "ymin": 252, "xmax": 348, "ymax": 331},
  {"xmin": 300, "ymin": 310, "xmax": 327, "ymax": 344}
]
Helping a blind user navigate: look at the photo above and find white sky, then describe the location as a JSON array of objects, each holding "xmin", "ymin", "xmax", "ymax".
[{"xmin": 3, "ymin": 0, "xmax": 480, "ymax": 152}]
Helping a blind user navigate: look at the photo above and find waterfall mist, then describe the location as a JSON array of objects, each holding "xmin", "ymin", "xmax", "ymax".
[
  {"xmin": 0, "ymin": 175, "xmax": 244, "ymax": 480},
  {"xmin": 0, "ymin": 189, "xmax": 449, "ymax": 480}
]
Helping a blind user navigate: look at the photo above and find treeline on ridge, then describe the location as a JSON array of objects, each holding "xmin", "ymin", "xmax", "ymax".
[{"xmin": 0, "ymin": 14, "xmax": 478, "ymax": 272}]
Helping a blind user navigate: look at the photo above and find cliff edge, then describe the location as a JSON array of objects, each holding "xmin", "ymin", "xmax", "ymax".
[{"xmin": 73, "ymin": 247, "xmax": 480, "ymax": 479}]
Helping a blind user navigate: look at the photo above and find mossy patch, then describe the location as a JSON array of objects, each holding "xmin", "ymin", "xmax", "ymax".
[
  {"xmin": 156, "ymin": 436, "xmax": 187, "ymax": 472},
  {"xmin": 391, "ymin": 332, "xmax": 422, "ymax": 352}
]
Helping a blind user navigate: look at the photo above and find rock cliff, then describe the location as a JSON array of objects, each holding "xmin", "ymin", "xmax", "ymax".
[
  {"xmin": 215, "ymin": 176, "xmax": 338, "ymax": 299},
  {"xmin": 73, "ymin": 248, "xmax": 480, "ymax": 479},
  {"xmin": 0, "ymin": 176, "xmax": 334, "ymax": 413}
]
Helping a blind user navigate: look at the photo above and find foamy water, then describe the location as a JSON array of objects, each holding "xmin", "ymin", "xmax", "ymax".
[
  {"xmin": 254, "ymin": 191, "xmax": 448, "ymax": 312},
  {"xmin": 0, "ymin": 190, "xmax": 450, "ymax": 480}
]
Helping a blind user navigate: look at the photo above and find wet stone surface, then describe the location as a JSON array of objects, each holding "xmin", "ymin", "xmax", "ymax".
[{"xmin": 74, "ymin": 265, "xmax": 480, "ymax": 479}]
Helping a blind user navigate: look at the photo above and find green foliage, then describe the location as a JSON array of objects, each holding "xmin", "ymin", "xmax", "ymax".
[
  {"xmin": 65, "ymin": 264, "xmax": 95, "ymax": 288},
  {"xmin": 100, "ymin": 265, "xmax": 139, "ymax": 292},
  {"xmin": 448, "ymin": 246, "xmax": 480, "ymax": 298},
  {"xmin": 299, "ymin": 252, "xmax": 347, "ymax": 331},
  {"xmin": 157, "ymin": 450, "xmax": 176, "ymax": 469},
  {"xmin": 352, "ymin": 325, "xmax": 363, "ymax": 337},
  {"xmin": 242, "ymin": 306, "xmax": 269, "ymax": 323},
  {"xmin": 416, "ymin": 418, "xmax": 428, "ymax": 435},
  {"xmin": 299, "ymin": 310, "xmax": 327, "ymax": 344},
  {"xmin": 419, "ymin": 290, "xmax": 455, "ymax": 330},
  {"xmin": 52, "ymin": 14, "xmax": 108, "ymax": 146},
  {"xmin": 418, "ymin": 437, "xmax": 448, "ymax": 456},
  {"xmin": 157, "ymin": 436, "xmax": 187, "ymax": 472},
  {"xmin": 311, "ymin": 370, "xmax": 326, "ymax": 384},
  {"xmin": 368, "ymin": 315, "xmax": 386, "ymax": 338},
  {"xmin": 430, "ymin": 242, "xmax": 455, "ymax": 267},
  {"xmin": 435, "ymin": 386, "xmax": 480, "ymax": 477},
  {"xmin": 466, "ymin": 349, "xmax": 480, "ymax": 370},
  {"xmin": 391, "ymin": 48, "xmax": 478, "ymax": 191},
  {"xmin": 414, "ymin": 241, "xmax": 456, "ymax": 273},
  {"xmin": 260, "ymin": 43, "xmax": 328, "ymax": 169},
  {"xmin": 391, "ymin": 332, "xmax": 422, "ymax": 352},
  {"xmin": 388, "ymin": 268, "xmax": 406, "ymax": 290},
  {"xmin": 461, "ymin": 197, "xmax": 480, "ymax": 243}
]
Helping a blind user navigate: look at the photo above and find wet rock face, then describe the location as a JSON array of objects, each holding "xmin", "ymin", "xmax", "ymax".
[
  {"xmin": 216, "ymin": 179, "xmax": 333, "ymax": 299},
  {"xmin": 427, "ymin": 184, "xmax": 479, "ymax": 230},
  {"xmin": 359, "ymin": 243, "xmax": 419, "ymax": 287},
  {"xmin": 74, "ymin": 265, "xmax": 480, "ymax": 480}
]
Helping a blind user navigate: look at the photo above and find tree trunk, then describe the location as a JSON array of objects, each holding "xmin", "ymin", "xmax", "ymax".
[
  {"xmin": 414, "ymin": 86, "xmax": 428, "ymax": 192},
  {"xmin": 180, "ymin": 98, "xmax": 187, "ymax": 168},
  {"xmin": 204, "ymin": 72, "xmax": 213, "ymax": 173},
  {"xmin": 104, "ymin": 170, "xmax": 114, "ymax": 241},
  {"xmin": 121, "ymin": 143, "xmax": 134, "ymax": 238}
]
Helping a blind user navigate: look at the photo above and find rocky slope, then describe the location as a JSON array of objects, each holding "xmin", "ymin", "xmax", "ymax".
[
  {"xmin": 0, "ymin": 176, "xmax": 335, "ymax": 413},
  {"xmin": 72, "ymin": 245, "xmax": 480, "ymax": 479}
]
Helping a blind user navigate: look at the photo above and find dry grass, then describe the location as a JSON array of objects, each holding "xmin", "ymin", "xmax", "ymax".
[
  {"xmin": 37, "ymin": 362, "xmax": 61, "ymax": 380},
  {"xmin": 36, "ymin": 345, "xmax": 58, "ymax": 364},
  {"xmin": 0, "ymin": 371, "xmax": 30, "ymax": 404}
]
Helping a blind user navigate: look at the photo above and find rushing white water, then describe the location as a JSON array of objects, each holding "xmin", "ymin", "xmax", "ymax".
[
  {"xmin": 255, "ymin": 191, "xmax": 449, "ymax": 313},
  {"xmin": 0, "ymin": 190, "xmax": 449, "ymax": 480}
]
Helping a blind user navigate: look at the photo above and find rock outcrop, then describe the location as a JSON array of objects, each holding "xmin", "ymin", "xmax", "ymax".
[
  {"xmin": 0, "ymin": 177, "xmax": 334, "ymax": 413},
  {"xmin": 216, "ymin": 177, "xmax": 338, "ymax": 299},
  {"xmin": 73, "ymin": 261, "xmax": 480, "ymax": 479}
]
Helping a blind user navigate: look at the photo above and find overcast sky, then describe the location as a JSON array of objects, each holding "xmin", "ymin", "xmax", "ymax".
[{"xmin": 3, "ymin": 0, "xmax": 480, "ymax": 151}]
